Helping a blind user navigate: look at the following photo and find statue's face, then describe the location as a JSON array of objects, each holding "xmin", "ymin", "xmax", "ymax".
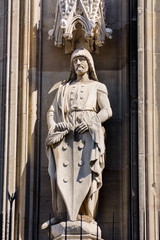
[{"xmin": 73, "ymin": 56, "xmax": 89, "ymax": 76}]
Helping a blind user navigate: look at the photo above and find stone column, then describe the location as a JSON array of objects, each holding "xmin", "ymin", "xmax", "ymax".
[
  {"xmin": 138, "ymin": 0, "xmax": 160, "ymax": 239},
  {"xmin": 0, "ymin": 0, "xmax": 42, "ymax": 239},
  {"xmin": 0, "ymin": 0, "xmax": 8, "ymax": 237},
  {"xmin": 2, "ymin": 0, "xmax": 21, "ymax": 239}
]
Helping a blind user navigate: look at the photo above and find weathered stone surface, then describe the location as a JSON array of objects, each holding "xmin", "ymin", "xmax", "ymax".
[
  {"xmin": 48, "ymin": 0, "xmax": 112, "ymax": 53},
  {"xmin": 138, "ymin": 0, "xmax": 160, "ymax": 239},
  {"xmin": 51, "ymin": 221, "xmax": 102, "ymax": 239},
  {"xmin": 0, "ymin": 0, "xmax": 135, "ymax": 240},
  {"xmin": 46, "ymin": 48, "xmax": 112, "ymax": 223},
  {"xmin": 54, "ymin": 235, "xmax": 102, "ymax": 240}
]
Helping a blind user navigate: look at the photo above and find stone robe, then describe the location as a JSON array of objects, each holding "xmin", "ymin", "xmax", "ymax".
[{"xmin": 46, "ymin": 80, "xmax": 112, "ymax": 221}]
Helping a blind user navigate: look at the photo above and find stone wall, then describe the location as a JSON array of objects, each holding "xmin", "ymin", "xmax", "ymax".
[
  {"xmin": 39, "ymin": 1, "xmax": 130, "ymax": 239},
  {"xmin": 2, "ymin": 0, "xmax": 159, "ymax": 239}
]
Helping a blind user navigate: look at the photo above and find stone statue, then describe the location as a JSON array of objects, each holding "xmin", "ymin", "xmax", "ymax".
[
  {"xmin": 43, "ymin": 48, "xmax": 112, "ymax": 232},
  {"xmin": 48, "ymin": 0, "xmax": 112, "ymax": 53}
]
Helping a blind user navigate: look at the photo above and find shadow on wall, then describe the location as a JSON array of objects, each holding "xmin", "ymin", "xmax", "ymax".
[{"xmin": 12, "ymin": 3, "xmax": 131, "ymax": 238}]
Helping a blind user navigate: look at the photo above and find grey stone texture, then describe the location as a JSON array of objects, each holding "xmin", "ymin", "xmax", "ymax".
[
  {"xmin": 50, "ymin": 220, "xmax": 102, "ymax": 239},
  {"xmin": 1, "ymin": 0, "xmax": 159, "ymax": 239},
  {"xmin": 0, "ymin": 0, "xmax": 130, "ymax": 239}
]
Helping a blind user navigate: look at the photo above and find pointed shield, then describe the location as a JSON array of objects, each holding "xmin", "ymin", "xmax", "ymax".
[{"xmin": 54, "ymin": 131, "xmax": 92, "ymax": 220}]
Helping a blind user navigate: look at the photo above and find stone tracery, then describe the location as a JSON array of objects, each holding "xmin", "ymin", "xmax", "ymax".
[{"xmin": 48, "ymin": 0, "xmax": 112, "ymax": 53}]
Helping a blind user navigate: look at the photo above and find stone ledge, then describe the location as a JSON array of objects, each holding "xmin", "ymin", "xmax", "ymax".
[{"xmin": 51, "ymin": 221, "xmax": 102, "ymax": 240}]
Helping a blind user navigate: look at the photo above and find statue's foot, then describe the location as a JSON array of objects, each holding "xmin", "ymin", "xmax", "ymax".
[
  {"xmin": 77, "ymin": 214, "xmax": 94, "ymax": 223},
  {"xmin": 41, "ymin": 216, "xmax": 63, "ymax": 229}
]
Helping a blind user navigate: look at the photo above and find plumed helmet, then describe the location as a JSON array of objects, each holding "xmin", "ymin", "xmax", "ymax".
[{"xmin": 68, "ymin": 48, "xmax": 98, "ymax": 82}]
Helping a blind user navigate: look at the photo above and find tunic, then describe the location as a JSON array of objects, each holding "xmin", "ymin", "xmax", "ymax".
[{"xmin": 46, "ymin": 80, "xmax": 112, "ymax": 220}]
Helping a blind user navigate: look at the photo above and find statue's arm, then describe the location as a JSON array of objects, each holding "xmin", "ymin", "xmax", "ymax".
[
  {"xmin": 47, "ymin": 84, "xmax": 71, "ymax": 132},
  {"xmin": 47, "ymin": 101, "xmax": 70, "ymax": 132},
  {"xmin": 97, "ymin": 83, "xmax": 112, "ymax": 123},
  {"xmin": 47, "ymin": 104, "xmax": 56, "ymax": 130}
]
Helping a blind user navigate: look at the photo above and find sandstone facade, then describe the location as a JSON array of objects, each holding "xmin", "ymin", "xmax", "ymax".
[{"xmin": 0, "ymin": 0, "xmax": 159, "ymax": 239}]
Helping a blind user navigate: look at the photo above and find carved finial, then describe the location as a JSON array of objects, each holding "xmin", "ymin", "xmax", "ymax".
[{"xmin": 48, "ymin": 0, "xmax": 112, "ymax": 53}]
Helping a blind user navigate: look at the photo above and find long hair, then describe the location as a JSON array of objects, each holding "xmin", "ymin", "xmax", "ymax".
[{"xmin": 68, "ymin": 48, "xmax": 98, "ymax": 82}]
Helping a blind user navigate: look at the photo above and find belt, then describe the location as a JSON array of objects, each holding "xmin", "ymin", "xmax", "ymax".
[{"xmin": 65, "ymin": 109, "xmax": 96, "ymax": 113}]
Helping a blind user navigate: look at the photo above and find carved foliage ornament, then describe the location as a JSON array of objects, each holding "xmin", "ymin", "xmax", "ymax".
[{"xmin": 48, "ymin": 0, "xmax": 112, "ymax": 53}]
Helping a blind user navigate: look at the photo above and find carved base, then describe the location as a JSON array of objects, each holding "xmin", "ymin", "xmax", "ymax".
[
  {"xmin": 54, "ymin": 234, "xmax": 103, "ymax": 240},
  {"xmin": 50, "ymin": 221, "xmax": 103, "ymax": 240}
]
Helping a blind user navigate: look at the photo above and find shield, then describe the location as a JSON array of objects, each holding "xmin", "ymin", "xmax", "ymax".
[{"xmin": 54, "ymin": 131, "xmax": 92, "ymax": 220}]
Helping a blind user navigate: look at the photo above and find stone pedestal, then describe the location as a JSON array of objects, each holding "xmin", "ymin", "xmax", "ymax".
[
  {"xmin": 50, "ymin": 221, "xmax": 103, "ymax": 240},
  {"xmin": 54, "ymin": 234, "xmax": 102, "ymax": 240}
]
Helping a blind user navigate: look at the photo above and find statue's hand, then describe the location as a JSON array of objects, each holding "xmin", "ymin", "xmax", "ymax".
[
  {"xmin": 55, "ymin": 122, "xmax": 70, "ymax": 132},
  {"xmin": 75, "ymin": 122, "xmax": 88, "ymax": 134}
]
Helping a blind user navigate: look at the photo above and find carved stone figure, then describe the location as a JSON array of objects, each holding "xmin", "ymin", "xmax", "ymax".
[
  {"xmin": 48, "ymin": 0, "xmax": 112, "ymax": 53},
  {"xmin": 44, "ymin": 48, "xmax": 112, "ymax": 229}
]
